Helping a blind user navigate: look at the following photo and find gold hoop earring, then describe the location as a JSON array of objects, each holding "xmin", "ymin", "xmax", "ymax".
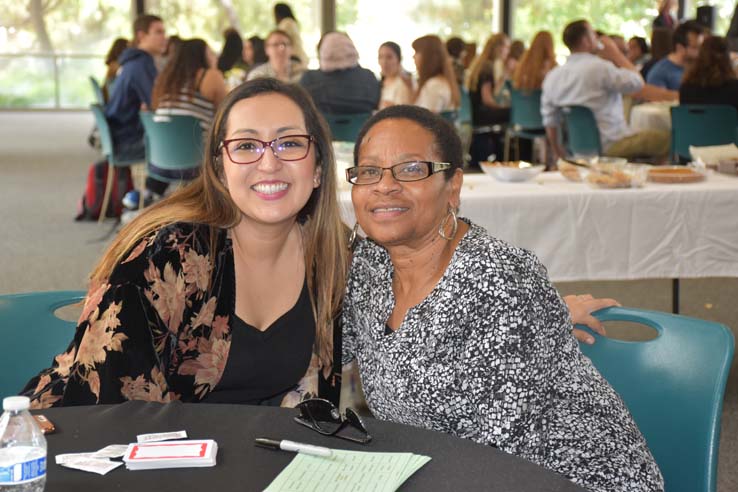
[
  {"xmin": 438, "ymin": 207, "xmax": 458, "ymax": 241},
  {"xmin": 348, "ymin": 222, "xmax": 360, "ymax": 249}
]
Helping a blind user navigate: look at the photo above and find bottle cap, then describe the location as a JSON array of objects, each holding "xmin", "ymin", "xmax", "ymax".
[{"xmin": 3, "ymin": 396, "xmax": 30, "ymax": 412}]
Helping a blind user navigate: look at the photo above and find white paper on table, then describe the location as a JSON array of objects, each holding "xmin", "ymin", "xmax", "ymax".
[
  {"xmin": 56, "ymin": 456, "xmax": 123, "ymax": 475},
  {"xmin": 55, "ymin": 452, "xmax": 95, "ymax": 465},
  {"xmin": 91, "ymin": 444, "xmax": 130, "ymax": 459},
  {"xmin": 136, "ymin": 430, "xmax": 188, "ymax": 443}
]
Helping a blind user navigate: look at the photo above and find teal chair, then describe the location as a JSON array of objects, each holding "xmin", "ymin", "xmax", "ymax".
[
  {"xmin": 504, "ymin": 86, "xmax": 545, "ymax": 161},
  {"xmin": 89, "ymin": 76, "xmax": 105, "ymax": 105},
  {"xmin": 322, "ymin": 113, "xmax": 371, "ymax": 142},
  {"xmin": 562, "ymin": 105, "xmax": 602, "ymax": 157},
  {"xmin": 579, "ymin": 307, "xmax": 734, "ymax": 492},
  {"xmin": 457, "ymin": 89, "xmax": 473, "ymax": 167},
  {"xmin": 458, "ymin": 88, "xmax": 472, "ymax": 127},
  {"xmin": 90, "ymin": 103, "xmax": 144, "ymax": 223},
  {"xmin": 139, "ymin": 112, "xmax": 204, "ymax": 184},
  {"xmin": 670, "ymin": 104, "xmax": 738, "ymax": 161},
  {"xmin": 439, "ymin": 110, "xmax": 458, "ymax": 124},
  {"xmin": 0, "ymin": 291, "xmax": 85, "ymax": 398}
]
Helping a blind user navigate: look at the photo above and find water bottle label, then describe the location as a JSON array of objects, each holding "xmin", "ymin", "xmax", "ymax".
[{"xmin": 0, "ymin": 457, "xmax": 46, "ymax": 484}]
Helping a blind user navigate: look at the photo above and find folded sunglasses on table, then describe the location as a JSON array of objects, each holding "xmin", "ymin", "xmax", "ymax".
[{"xmin": 294, "ymin": 398, "xmax": 372, "ymax": 444}]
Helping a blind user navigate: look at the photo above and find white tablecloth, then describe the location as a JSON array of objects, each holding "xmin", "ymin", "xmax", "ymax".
[
  {"xmin": 338, "ymin": 172, "xmax": 738, "ymax": 282},
  {"xmin": 629, "ymin": 102, "xmax": 676, "ymax": 133}
]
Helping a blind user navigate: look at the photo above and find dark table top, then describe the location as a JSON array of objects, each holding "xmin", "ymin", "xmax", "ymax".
[{"xmin": 36, "ymin": 400, "xmax": 586, "ymax": 491}]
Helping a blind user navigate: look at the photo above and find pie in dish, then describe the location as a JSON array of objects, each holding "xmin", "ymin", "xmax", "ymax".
[{"xmin": 648, "ymin": 167, "xmax": 705, "ymax": 184}]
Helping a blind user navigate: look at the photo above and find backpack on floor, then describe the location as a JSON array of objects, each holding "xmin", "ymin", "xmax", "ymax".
[{"xmin": 74, "ymin": 160, "xmax": 133, "ymax": 221}]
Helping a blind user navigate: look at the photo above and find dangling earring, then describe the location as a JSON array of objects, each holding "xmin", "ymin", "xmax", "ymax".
[
  {"xmin": 348, "ymin": 222, "xmax": 360, "ymax": 249},
  {"xmin": 438, "ymin": 207, "xmax": 458, "ymax": 241}
]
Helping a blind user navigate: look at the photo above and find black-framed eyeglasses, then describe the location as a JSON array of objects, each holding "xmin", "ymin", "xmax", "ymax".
[
  {"xmin": 294, "ymin": 398, "xmax": 372, "ymax": 444},
  {"xmin": 219, "ymin": 134, "xmax": 313, "ymax": 165},
  {"xmin": 346, "ymin": 161, "xmax": 451, "ymax": 185}
]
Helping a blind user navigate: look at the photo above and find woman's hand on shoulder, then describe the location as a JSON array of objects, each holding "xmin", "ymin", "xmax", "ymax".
[{"xmin": 564, "ymin": 294, "xmax": 620, "ymax": 345}]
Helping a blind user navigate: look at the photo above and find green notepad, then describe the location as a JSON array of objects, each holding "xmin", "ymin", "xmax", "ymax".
[{"xmin": 264, "ymin": 449, "xmax": 431, "ymax": 492}]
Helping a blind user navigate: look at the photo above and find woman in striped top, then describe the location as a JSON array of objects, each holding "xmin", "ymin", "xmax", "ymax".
[
  {"xmin": 152, "ymin": 38, "xmax": 227, "ymax": 130},
  {"xmin": 139, "ymin": 39, "xmax": 228, "ymax": 203}
]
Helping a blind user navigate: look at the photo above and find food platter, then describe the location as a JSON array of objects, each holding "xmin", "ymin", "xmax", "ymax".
[
  {"xmin": 479, "ymin": 161, "xmax": 544, "ymax": 182},
  {"xmin": 648, "ymin": 166, "xmax": 706, "ymax": 184},
  {"xmin": 585, "ymin": 163, "xmax": 650, "ymax": 189}
]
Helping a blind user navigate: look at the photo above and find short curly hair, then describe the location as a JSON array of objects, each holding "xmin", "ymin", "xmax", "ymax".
[{"xmin": 353, "ymin": 105, "xmax": 463, "ymax": 180}]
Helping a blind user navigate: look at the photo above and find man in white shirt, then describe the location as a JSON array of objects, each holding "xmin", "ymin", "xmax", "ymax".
[{"xmin": 542, "ymin": 20, "xmax": 670, "ymax": 160}]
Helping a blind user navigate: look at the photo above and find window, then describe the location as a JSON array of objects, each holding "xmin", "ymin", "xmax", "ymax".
[
  {"xmin": 151, "ymin": 0, "xmax": 321, "ymax": 60},
  {"xmin": 337, "ymin": 0, "xmax": 497, "ymax": 76},
  {"xmin": 511, "ymin": 0, "xmax": 655, "ymax": 57},
  {"xmin": 693, "ymin": 0, "xmax": 736, "ymax": 37},
  {"xmin": 0, "ymin": 1, "xmax": 130, "ymax": 108}
]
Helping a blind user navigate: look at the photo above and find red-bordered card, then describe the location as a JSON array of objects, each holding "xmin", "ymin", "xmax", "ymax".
[{"xmin": 123, "ymin": 440, "xmax": 217, "ymax": 470}]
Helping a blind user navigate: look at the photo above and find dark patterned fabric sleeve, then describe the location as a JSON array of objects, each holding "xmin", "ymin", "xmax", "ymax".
[
  {"xmin": 455, "ymin": 250, "xmax": 662, "ymax": 491},
  {"xmin": 341, "ymin": 282, "xmax": 357, "ymax": 366},
  {"xmin": 23, "ymin": 224, "xmax": 211, "ymax": 408}
]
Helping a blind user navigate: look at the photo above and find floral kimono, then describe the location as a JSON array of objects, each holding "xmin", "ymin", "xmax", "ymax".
[{"xmin": 23, "ymin": 222, "xmax": 341, "ymax": 409}]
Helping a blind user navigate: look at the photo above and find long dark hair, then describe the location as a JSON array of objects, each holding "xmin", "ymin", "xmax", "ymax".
[
  {"xmin": 105, "ymin": 38, "xmax": 129, "ymax": 66},
  {"xmin": 274, "ymin": 3, "xmax": 297, "ymax": 23},
  {"xmin": 217, "ymin": 28, "xmax": 243, "ymax": 72},
  {"xmin": 248, "ymin": 36, "xmax": 268, "ymax": 65},
  {"xmin": 379, "ymin": 41, "xmax": 402, "ymax": 85},
  {"xmin": 152, "ymin": 38, "xmax": 209, "ymax": 109},
  {"xmin": 683, "ymin": 36, "xmax": 735, "ymax": 88}
]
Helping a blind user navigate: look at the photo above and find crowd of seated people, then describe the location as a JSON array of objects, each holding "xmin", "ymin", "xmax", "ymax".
[{"xmin": 99, "ymin": 3, "xmax": 738, "ymax": 211}]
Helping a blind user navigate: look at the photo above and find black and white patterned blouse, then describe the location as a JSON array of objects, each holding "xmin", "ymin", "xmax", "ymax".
[{"xmin": 342, "ymin": 220, "xmax": 663, "ymax": 492}]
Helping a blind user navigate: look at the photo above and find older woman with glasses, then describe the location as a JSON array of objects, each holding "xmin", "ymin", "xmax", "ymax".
[
  {"xmin": 23, "ymin": 78, "xmax": 348, "ymax": 408},
  {"xmin": 342, "ymin": 105, "xmax": 663, "ymax": 492}
]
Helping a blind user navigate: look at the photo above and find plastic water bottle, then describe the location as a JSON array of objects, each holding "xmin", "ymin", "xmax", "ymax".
[{"xmin": 0, "ymin": 397, "xmax": 46, "ymax": 492}]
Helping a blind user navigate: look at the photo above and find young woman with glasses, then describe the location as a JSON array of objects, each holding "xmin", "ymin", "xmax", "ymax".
[
  {"xmin": 23, "ymin": 78, "xmax": 348, "ymax": 408},
  {"xmin": 247, "ymin": 30, "xmax": 305, "ymax": 84}
]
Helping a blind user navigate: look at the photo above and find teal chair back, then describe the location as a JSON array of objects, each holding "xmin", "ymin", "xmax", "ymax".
[
  {"xmin": 670, "ymin": 104, "xmax": 738, "ymax": 160},
  {"xmin": 440, "ymin": 110, "xmax": 458, "ymax": 124},
  {"xmin": 90, "ymin": 104, "xmax": 140, "ymax": 167},
  {"xmin": 459, "ymin": 88, "xmax": 473, "ymax": 126},
  {"xmin": 562, "ymin": 105, "xmax": 602, "ymax": 156},
  {"xmin": 0, "ymin": 291, "xmax": 85, "ymax": 398},
  {"xmin": 140, "ymin": 112, "xmax": 204, "ymax": 182},
  {"xmin": 90, "ymin": 103, "xmax": 115, "ymax": 162},
  {"xmin": 323, "ymin": 113, "xmax": 371, "ymax": 142},
  {"xmin": 579, "ymin": 307, "xmax": 734, "ymax": 492},
  {"xmin": 509, "ymin": 87, "xmax": 543, "ymax": 130},
  {"xmin": 89, "ymin": 76, "xmax": 105, "ymax": 105}
]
